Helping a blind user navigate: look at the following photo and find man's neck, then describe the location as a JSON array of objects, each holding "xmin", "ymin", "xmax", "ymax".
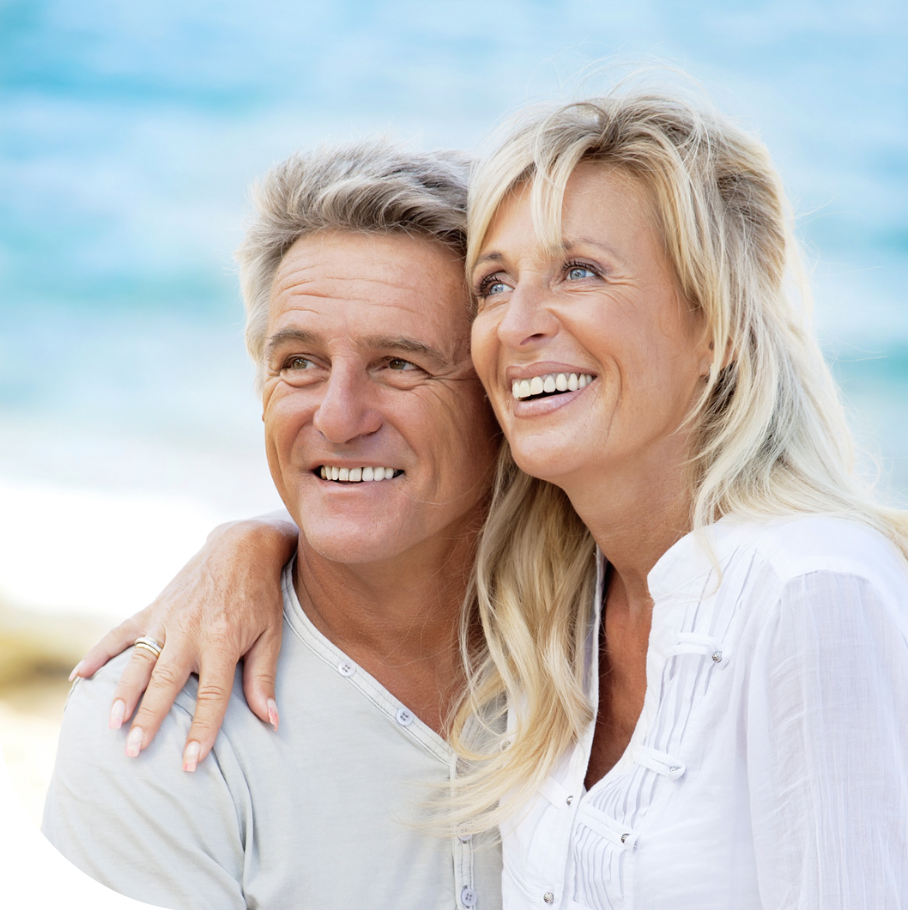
[{"xmin": 292, "ymin": 535, "xmax": 475, "ymax": 736}]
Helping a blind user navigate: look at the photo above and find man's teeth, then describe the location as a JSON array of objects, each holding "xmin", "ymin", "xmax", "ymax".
[
  {"xmin": 511, "ymin": 372, "xmax": 594, "ymax": 401},
  {"xmin": 319, "ymin": 466, "xmax": 400, "ymax": 482}
]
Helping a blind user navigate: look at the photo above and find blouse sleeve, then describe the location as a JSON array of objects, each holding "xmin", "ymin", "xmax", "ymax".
[{"xmin": 746, "ymin": 571, "xmax": 908, "ymax": 909}]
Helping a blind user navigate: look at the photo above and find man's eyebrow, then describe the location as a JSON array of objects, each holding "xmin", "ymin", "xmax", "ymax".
[
  {"xmin": 264, "ymin": 329, "xmax": 449, "ymax": 367},
  {"xmin": 264, "ymin": 329, "xmax": 321, "ymax": 360},
  {"xmin": 360, "ymin": 335, "xmax": 448, "ymax": 366}
]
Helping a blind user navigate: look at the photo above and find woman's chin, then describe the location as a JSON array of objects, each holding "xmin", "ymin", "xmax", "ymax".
[{"xmin": 509, "ymin": 443, "xmax": 580, "ymax": 488}]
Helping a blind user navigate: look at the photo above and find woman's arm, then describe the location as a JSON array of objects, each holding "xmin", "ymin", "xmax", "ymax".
[
  {"xmin": 73, "ymin": 510, "xmax": 298, "ymax": 770},
  {"xmin": 748, "ymin": 571, "xmax": 908, "ymax": 907}
]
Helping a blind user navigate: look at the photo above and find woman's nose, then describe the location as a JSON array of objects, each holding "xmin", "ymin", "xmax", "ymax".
[
  {"xmin": 312, "ymin": 368, "xmax": 382, "ymax": 444},
  {"xmin": 495, "ymin": 283, "xmax": 559, "ymax": 350}
]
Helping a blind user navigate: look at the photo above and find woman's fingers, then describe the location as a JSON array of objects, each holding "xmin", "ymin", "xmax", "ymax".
[
  {"xmin": 122, "ymin": 649, "xmax": 192, "ymax": 759},
  {"xmin": 107, "ymin": 639, "xmax": 162, "ymax": 728},
  {"xmin": 72, "ymin": 515, "xmax": 297, "ymax": 768},
  {"xmin": 180, "ymin": 654, "xmax": 244, "ymax": 772},
  {"xmin": 71, "ymin": 611, "xmax": 150, "ymax": 681},
  {"xmin": 242, "ymin": 625, "xmax": 283, "ymax": 729}
]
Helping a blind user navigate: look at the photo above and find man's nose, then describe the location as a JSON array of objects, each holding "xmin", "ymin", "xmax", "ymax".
[{"xmin": 312, "ymin": 367, "xmax": 382, "ymax": 444}]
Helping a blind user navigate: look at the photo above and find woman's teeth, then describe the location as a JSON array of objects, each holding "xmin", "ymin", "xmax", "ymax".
[
  {"xmin": 319, "ymin": 466, "xmax": 401, "ymax": 482},
  {"xmin": 511, "ymin": 372, "xmax": 594, "ymax": 401}
]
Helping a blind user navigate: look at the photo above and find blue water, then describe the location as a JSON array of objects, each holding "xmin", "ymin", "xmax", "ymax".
[{"xmin": 2, "ymin": 0, "xmax": 907, "ymax": 514}]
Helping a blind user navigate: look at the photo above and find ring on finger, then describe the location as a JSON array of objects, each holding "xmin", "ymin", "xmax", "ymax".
[{"xmin": 134, "ymin": 636, "xmax": 164, "ymax": 660}]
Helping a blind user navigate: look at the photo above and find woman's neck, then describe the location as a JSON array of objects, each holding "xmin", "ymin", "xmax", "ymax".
[{"xmin": 564, "ymin": 458, "xmax": 693, "ymax": 608}]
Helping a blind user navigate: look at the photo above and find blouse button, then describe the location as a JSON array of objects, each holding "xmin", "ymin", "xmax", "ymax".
[
  {"xmin": 621, "ymin": 833, "xmax": 630, "ymax": 843},
  {"xmin": 543, "ymin": 893, "xmax": 555, "ymax": 904},
  {"xmin": 396, "ymin": 708, "xmax": 414, "ymax": 726},
  {"xmin": 711, "ymin": 650, "xmax": 723, "ymax": 663},
  {"xmin": 565, "ymin": 795, "xmax": 573, "ymax": 806},
  {"xmin": 461, "ymin": 886, "xmax": 478, "ymax": 907}
]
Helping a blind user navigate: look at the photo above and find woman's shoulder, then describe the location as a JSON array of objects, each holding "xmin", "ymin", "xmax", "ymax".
[{"xmin": 720, "ymin": 513, "xmax": 908, "ymax": 596}]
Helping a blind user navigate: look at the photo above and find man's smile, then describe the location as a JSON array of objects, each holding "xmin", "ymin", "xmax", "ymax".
[{"xmin": 317, "ymin": 465, "xmax": 404, "ymax": 482}]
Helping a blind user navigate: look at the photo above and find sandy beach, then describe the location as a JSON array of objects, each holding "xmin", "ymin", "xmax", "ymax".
[{"xmin": 0, "ymin": 666, "xmax": 72, "ymax": 827}]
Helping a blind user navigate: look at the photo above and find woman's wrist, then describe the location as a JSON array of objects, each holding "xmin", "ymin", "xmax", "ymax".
[{"xmin": 207, "ymin": 512, "xmax": 298, "ymax": 564}]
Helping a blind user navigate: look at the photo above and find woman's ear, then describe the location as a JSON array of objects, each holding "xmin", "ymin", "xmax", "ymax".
[
  {"xmin": 717, "ymin": 337, "xmax": 734, "ymax": 370},
  {"xmin": 700, "ymin": 337, "xmax": 734, "ymax": 381}
]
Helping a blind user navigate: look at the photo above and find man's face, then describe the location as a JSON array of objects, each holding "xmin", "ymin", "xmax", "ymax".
[{"xmin": 261, "ymin": 230, "xmax": 500, "ymax": 567}]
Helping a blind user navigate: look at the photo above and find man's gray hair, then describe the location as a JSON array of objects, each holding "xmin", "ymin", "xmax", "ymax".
[{"xmin": 236, "ymin": 140, "xmax": 471, "ymax": 389}]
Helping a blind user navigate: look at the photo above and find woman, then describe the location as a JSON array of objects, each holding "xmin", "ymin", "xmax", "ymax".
[{"xmin": 77, "ymin": 84, "xmax": 908, "ymax": 906}]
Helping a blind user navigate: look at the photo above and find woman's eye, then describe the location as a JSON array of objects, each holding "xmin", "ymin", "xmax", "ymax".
[
  {"xmin": 477, "ymin": 275, "xmax": 509, "ymax": 298},
  {"xmin": 566, "ymin": 265, "xmax": 596, "ymax": 281}
]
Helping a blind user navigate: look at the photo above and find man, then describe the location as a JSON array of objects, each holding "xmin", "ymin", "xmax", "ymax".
[{"xmin": 43, "ymin": 141, "xmax": 503, "ymax": 910}]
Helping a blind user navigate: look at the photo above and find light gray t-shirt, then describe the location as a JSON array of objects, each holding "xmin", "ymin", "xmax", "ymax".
[{"xmin": 43, "ymin": 565, "xmax": 502, "ymax": 910}]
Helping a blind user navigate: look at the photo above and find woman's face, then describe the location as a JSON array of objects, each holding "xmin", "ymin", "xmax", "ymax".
[{"xmin": 470, "ymin": 162, "xmax": 712, "ymax": 498}]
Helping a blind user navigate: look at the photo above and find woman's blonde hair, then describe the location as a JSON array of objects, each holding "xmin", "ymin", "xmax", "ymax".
[{"xmin": 446, "ymin": 83, "xmax": 908, "ymax": 831}]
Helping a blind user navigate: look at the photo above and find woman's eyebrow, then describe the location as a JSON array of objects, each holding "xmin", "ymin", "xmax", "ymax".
[
  {"xmin": 561, "ymin": 237, "xmax": 625, "ymax": 263},
  {"xmin": 474, "ymin": 239, "xmax": 624, "ymax": 265},
  {"xmin": 470, "ymin": 252, "xmax": 504, "ymax": 275}
]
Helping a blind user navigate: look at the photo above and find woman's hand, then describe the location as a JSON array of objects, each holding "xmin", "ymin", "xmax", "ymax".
[{"xmin": 72, "ymin": 512, "xmax": 298, "ymax": 771}]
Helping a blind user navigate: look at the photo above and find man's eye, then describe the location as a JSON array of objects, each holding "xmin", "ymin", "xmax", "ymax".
[
  {"xmin": 388, "ymin": 358, "xmax": 416, "ymax": 371},
  {"xmin": 285, "ymin": 356, "xmax": 313, "ymax": 370}
]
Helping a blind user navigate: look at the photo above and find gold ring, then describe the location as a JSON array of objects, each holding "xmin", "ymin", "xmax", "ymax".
[{"xmin": 134, "ymin": 636, "xmax": 163, "ymax": 659}]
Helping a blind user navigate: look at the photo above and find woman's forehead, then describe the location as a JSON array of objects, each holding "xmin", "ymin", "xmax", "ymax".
[{"xmin": 477, "ymin": 164, "xmax": 658, "ymax": 260}]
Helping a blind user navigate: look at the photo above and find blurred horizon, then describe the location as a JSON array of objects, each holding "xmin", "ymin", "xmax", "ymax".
[{"xmin": 1, "ymin": 0, "xmax": 907, "ymax": 651}]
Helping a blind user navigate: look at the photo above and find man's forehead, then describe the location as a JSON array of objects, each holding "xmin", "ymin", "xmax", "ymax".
[
  {"xmin": 268, "ymin": 231, "xmax": 471, "ymax": 347},
  {"xmin": 273, "ymin": 229, "xmax": 464, "ymax": 295}
]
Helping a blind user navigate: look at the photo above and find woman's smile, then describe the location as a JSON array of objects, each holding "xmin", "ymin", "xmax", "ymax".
[{"xmin": 510, "ymin": 370, "xmax": 595, "ymax": 401}]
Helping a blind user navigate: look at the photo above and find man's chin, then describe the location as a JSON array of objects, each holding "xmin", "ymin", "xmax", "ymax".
[{"xmin": 297, "ymin": 523, "xmax": 415, "ymax": 567}]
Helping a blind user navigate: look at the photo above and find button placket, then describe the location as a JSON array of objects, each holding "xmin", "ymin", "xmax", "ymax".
[
  {"xmin": 395, "ymin": 707, "xmax": 414, "ymax": 726},
  {"xmin": 633, "ymin": 745, "xmax": 687, "ymax": 781},
  {"xmin": 669, "ymin": 633, "xmax": 730, "ymax": 667}
]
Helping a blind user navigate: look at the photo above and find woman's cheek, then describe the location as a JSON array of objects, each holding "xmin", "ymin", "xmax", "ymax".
[{"xmin": 469, "ymin": 312, "xmax": 498, "ymax": 392}]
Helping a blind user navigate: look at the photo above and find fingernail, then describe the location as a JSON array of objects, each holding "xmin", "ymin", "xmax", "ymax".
[
  {"xmin": 69, "ymin": 661, "xmax": 84, "ymax": 682},
  {"xmin": 267, "ymin": 698, "xmax": 279, "ymax": 732},
  {"xmin": 125, "ymin": 726, "xmax": 144, "ymax": 758},
  {"xmin": 109, "ymin": 699, "xmax": 126, "ymax": 730},
  {"xmin": 182, "ymin": 741, "xmax": 200, "ymax": 773}
]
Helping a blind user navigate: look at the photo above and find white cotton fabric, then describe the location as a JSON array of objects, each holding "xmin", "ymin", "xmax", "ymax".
[
  {"xmin": 501, "ymin": 515, "xmax": 908, "ymax": 910},
  {"xmin": 43, "ymin": 564, "xmax": 502, "ymax": 910}
]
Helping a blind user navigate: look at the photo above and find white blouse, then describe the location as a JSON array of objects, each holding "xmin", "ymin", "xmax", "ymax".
[{"xmin": 500, "ymin": 515, "xmax": 908, "ymax": 909}]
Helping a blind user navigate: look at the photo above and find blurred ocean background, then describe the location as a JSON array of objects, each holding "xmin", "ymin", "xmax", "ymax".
[{"xmin": 0, "ymin": 0, "xmax": 906, "ymax": 869}]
